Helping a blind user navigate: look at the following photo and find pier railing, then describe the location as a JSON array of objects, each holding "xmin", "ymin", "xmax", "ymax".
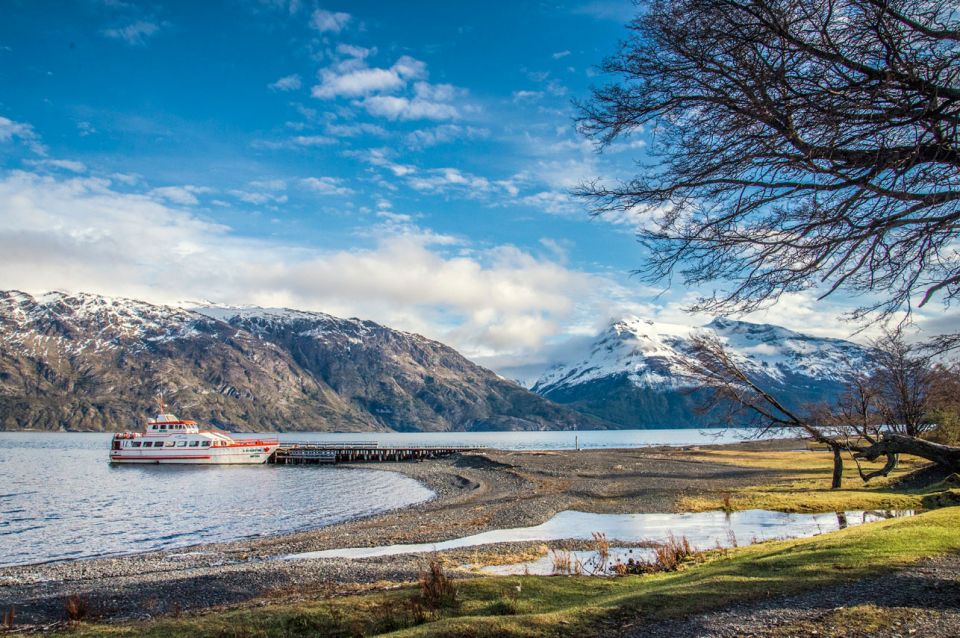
[{"xmin": 270, "ymin": 441, "xmax": 482, "ymax": 465}]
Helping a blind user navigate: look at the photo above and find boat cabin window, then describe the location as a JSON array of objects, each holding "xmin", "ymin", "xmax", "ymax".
[
  {"xmin": 164, "ymin": 441, "xmax": 175, "ymax": 447},
  {"xmin": 201, "ymin": 441, "xmax": 211, "ymax": 447},
  {"xmin": 176, "ymin": 441, "xmax": 187, "ymax": 447},
  {"xmin": 131, "ymin": 441, "xmax": 141, "ymax": 448},
  {"xmin": 189, "ymin": 441, "xmax": 199, "ymax": 447}
]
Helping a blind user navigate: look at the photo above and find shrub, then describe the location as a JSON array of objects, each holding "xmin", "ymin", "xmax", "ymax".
[
  {"xmin": 418, "ymin": 559, "xmax": 458, "ymax": 610},
  {"xmin": 551, "ymin": 550, "xmax": 574, "ymax": 575},
  {"xmin": 614, "ymin": 534, "xmax": 703, "ymax": 575},
  {"xmin": 65, "ymin": 595, "xmax": 88, "ymax": 622}
]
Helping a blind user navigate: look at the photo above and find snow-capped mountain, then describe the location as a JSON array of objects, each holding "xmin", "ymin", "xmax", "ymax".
[
  {"xmin": 531, "ymin": 316, "xmax": 874, "ymax": 428},
  {"xmin": 0, "ymin": 291, "xmax": 604, "ymax": 432}
]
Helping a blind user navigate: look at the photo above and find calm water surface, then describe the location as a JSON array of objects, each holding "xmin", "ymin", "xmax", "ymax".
[
  {"xmin": 0, "ymin": 428, "xmax": 761, "ymax": 567},
  {"xmin": 275, "ymin": 427, "xmax": 755, "ymax": 450},
  {"xmin": 0, "ymin": 433, "xmax": 433, "ymax": 567}
]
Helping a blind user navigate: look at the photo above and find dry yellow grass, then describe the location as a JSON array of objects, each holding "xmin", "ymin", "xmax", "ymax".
[{"xmin": 679, "ymin": 449, "xmax": 932, "ymax": 513}]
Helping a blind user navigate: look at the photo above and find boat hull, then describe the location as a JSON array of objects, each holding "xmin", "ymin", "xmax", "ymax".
[{"xmin": 110, "ymin": 445, "xmax": 279, "ymax": 465}]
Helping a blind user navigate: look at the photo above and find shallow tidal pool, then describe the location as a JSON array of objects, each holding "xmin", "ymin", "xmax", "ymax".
[{"xmin": 284, "ymin": 508, "xmax": 914, "ymax": 572}]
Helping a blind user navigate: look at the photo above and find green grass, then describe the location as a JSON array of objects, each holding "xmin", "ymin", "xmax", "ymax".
[
  {"xmin": 56, "ymin": 506, "xmax": 960, "ymax": 638},
  {"xmin": 677, "ymin": 449, "xmax": 948, "ymax": 513}
]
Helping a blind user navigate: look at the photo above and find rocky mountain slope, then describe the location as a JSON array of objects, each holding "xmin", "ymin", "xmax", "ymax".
[
  {"xmin": 0, "ymin": 291, "xmax": 604, "ymax": 432},
  {"xmin": 532, "ymin": 316, "xmax": 874, "ymax": 428}
]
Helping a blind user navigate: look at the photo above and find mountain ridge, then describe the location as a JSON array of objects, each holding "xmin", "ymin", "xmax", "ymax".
[
  {"xmin": 0, "ymin": 290, "xmax": 605, "ymax": 433},
  {"xmin": 531, "ymin": 315, "xmax": 874, "ymax": 428}
]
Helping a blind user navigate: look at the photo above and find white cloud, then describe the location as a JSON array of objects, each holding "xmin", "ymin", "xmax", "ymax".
[
  {"xmin": 325, "ymin": 122, "xmax": 387, "ymax": 137},
  {"xmin": 391, "ymin": 56, "xmax": 428, "ymax": 80},
  {"xmin": 102, "ymin": 20, "xmax": 162, "ymax": 45},
  {"xmin": 311, "ymin": 55, "xmax": 427, "ymax": 99},
  {"xmin": 413, "ymin": 81, "xmax": 461, "ymax": 102},
  {"xmin": 290, "ymin": 135, "xmax": 336, "ymax": 146},
  {"xmin": 24, "ymin": 159, "xmax": 87, "ymax": 173},
  {"xmin": 405, "ymin": 124, "xmax": 489, "ymax": 149},
  {"xmin": 248, "ymin": 178, "xmax": 286, "ymax": 191},
  {"xmin": 408, "ymin": 168, "xmax": 491, "ymax": 193},
  {"xmin": 336, "ymin": 43, "xmax": 373, "ymax": 59},
  {"xmin": 360, "ymin": 95, "xmax": 459, "ymax": 121},
  {"xmin": 349, "ymin": 148, "xmax": 417, "ymax": 176},
  {"xmin": 300, "ymin": 176, "xmax": 352, "ymax": 195},
  {"xmin": 520, "ymin": 190, "xmax": 582, "ymax": 215},
  {"xmin": 269, "ymin": 74, "xmax": 302, "ymax": 91},
  {"xmin": 0, "ymin": 115, "xmax": 45, "ymax": 154},
  {"xmin": 0, "ymin": 169, "xmax": 620, "ymax": 362},
  {"xmin": 110, "ymin": 172, "xmax": 141, "ymax": 185},
  {"xmin": 313, "ymin": 67, "xmax": 405, "ymax": 99},
  {"xmin": 309, "ymin": 50, "xmax": 467, "ymax": 122},
  {"xmin": 552, "ymin": 50, "xmax": 571, "ymax": 59},
  {"xmin": 228, "ymin": 188, "xmax": 288, "ymax": 205},
  {"xmin": 512, "ymin": 90, "xmax": 544, "ymax": 102},
  {"xmin": 546, "ymin": 80, "xmax": 567, "ymax": 96},
  {"xmin": 309, "ymin": 9, "xmax": 351, "ymax": 33},
  {"xmin": 376, "ymin": 211, "xmax": 413, "ymax": 224},
  {"xmin": 148, "ymin": 185, "xmax": 211, "ymax": 206},
  {"xmin": 253, "ymin": 135, "xmax": 337, "ymax": 150}
]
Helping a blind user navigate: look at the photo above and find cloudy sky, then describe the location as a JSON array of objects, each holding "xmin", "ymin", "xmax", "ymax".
[{"xmin": 0, "ymin": 0, "xmax": 939, "ymax": 382}]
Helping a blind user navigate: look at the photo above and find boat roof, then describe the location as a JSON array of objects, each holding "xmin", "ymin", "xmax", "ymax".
[{"xmin": 147, "ymin": 413, "xmax": 197, "ymax": 425}]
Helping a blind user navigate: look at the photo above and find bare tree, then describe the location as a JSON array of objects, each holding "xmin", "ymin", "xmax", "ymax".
[
  {"xmin": 576, "ymin": 0, "xmax": 960, "ymax": 325},
  {"xmin": 681, "ymin": 330, "xmax": 960, "ymax": 485}
]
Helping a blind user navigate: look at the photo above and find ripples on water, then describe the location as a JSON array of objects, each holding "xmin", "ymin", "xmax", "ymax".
[
  {"xmin": 0, "ymin": 433, "xmax": 434, "ymax": 567},
  {"xmin": 0, "ymin": 428, "xmax": 762, "ymax": 567}
]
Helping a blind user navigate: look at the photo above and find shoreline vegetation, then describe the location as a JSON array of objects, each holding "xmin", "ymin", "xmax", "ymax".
[{"xmin": 2, "ymin": 439, "xmax": 958, "ymax": 636}]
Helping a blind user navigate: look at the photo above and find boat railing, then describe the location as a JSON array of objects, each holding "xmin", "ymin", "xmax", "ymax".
[{"xmin": 232, "ymin": 436, "xmax": 281, "ymax": 445}]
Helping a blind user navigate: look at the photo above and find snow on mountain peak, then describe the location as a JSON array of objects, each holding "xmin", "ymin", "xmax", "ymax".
[
  {"xmin": 533, "ymin": 316, "xmax": 873, "ymax": 395},
  {"xmin": 0, "ymin": 290, "xmax": 210, "ymax": 357}
]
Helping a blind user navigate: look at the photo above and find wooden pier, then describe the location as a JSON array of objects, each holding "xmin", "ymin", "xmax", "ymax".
[{"xmin": 269, "ymin": 441, "xmax": 482, "ymax": 465}]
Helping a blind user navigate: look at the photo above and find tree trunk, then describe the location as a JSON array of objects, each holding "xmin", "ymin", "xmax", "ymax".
[
  {"xmin": 831, "ymin": 445, "xmax": 844, "ymax": 489},
  {"xmin": 856, "ymin": 434, "xmax": 960, "ymax": 473}
]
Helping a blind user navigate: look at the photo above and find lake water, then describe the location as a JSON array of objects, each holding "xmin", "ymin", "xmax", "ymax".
[
  {"xmin": 275, "ymin": 427, "xmax": 759, "ymax": 450},
  {"xmin": 0, "ymin": 428, "xmax": 768, "ymax": 567},
  {"xmin": 0, "ymin": 433, "xmax": 434, "ymax": 567}
]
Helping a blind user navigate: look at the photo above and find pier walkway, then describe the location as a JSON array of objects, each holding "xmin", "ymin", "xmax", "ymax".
[{"xmin": 269, "ymin": 441, "xmax": 482, "ymax": 464}]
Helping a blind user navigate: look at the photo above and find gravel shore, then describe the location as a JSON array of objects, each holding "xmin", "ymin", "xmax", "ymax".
[{"xmin": 0, "ymin": 445, "xmax": 775, "ymax": 624}]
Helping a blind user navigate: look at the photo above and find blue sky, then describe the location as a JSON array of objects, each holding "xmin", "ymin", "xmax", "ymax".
[{"xmin": 0, "ymin": 0, "xmax": 909, "ymax": 381}]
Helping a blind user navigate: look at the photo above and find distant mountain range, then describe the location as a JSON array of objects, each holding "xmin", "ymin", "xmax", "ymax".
[
  {"xmin": 0, "ymin": 291, "xmax": 604, "ymax": 432},
  {"xmin": 530, "ymin": 316, "xmax": 874, "ymax": 428},
  {"xmin": 0, "ymin": 291, "xmax": 875, "ymax": 432}
]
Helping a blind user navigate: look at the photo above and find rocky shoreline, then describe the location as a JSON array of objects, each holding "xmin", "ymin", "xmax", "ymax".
[{"xmin": 0, "ymin": 445, "xmax": 780, "ymax": 625}]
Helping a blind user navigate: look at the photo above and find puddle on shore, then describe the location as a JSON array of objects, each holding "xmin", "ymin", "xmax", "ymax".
[
  {"xmin": 476, "ymin": 546, "xmax": 656, "ymax": 576},
  {"xmin": 283, "ymin": 509, "xmax": 913, "ymax": 562}
]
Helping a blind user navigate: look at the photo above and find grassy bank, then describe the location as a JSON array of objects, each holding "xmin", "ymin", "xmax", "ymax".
[
  {"xmin": 54, "ymin": 505, "xmax": 960, "ymax": 638},
  {"xmin": 678, "ymin": 449, "xmax": 959, "ymax": 512}
]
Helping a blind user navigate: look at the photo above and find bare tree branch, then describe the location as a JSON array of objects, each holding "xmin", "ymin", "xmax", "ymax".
[{"xmin": 576, "ymin": 0, "xmax": 960, "ymax": 331}]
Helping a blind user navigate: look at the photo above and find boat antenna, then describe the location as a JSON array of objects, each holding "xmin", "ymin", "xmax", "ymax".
[{"xmin": 158, "ymin": 391, "xmax": 165, "ymax": 415}]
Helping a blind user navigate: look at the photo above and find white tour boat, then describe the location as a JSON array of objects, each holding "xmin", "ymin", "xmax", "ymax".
[{"xmin": 110, "ymin": 405, "xmax": 280, "ymax": 465}]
